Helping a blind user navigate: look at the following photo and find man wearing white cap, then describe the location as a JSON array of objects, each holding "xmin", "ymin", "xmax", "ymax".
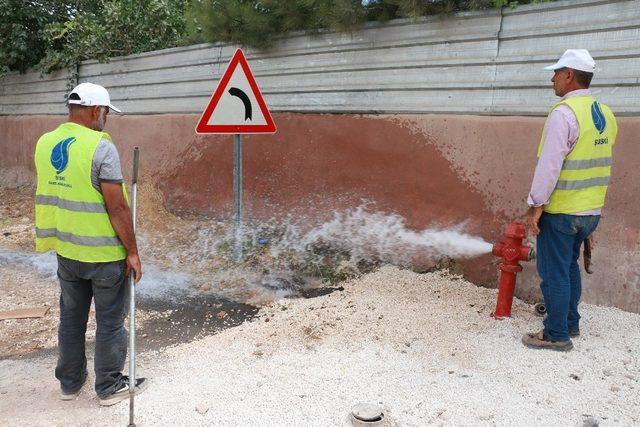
[
  {"xmin": 34, "ymin": 83, "xmax": 147, "ymax": 404},
  {"xmin": 522, "ymin": 50, "xmax": 617, "ymax": 351}
]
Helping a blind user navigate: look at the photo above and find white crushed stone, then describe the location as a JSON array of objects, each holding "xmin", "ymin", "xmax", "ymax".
[
  {"xmin": 123, "ymin": 267, "xmax": 640, "ymax": 426},
  {"xmin": 2, "ymin": 266, "xmax": 639, "ymax": 426}
]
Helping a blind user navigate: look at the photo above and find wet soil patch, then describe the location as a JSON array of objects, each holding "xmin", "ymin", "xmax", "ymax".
[
  {"xmin": 0, "ymin": 245, "xmax": 346, "ymax": 360},
  {"xmin": 4, "ymin": 284, "xmax": 345, "ymax": 362},
  {"xmin": 297, "ymin": 285, "xmax": 344, "ymax": 299},
  {"xmin": 135, "ymin": 283, "xmax": 345, "ymax": 350},
  {"xmin": 136, "ymin": 294, "xmax": 260, "ymax": 351}
]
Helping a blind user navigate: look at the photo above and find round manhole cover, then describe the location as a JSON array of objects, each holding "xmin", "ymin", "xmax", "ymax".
[{"xmin": 351, "ymin": 403, "xmax": 384, "ymax": 424}]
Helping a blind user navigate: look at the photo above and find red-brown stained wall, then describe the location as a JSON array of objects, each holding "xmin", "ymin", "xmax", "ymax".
[{"xmin": 1, "ymin": 113, "xmax": 638, "ymax": 312}]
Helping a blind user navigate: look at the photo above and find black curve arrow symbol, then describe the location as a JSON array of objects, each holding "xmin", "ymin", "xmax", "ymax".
[{"xmin": 228, "ymin": 87, "xmax": 252, "ymax": 121}]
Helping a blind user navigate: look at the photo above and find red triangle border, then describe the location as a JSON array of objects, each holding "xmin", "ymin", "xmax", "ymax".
[{"xmin": 195, "ymin": 49, "xmax": 277, "ymax": 134}]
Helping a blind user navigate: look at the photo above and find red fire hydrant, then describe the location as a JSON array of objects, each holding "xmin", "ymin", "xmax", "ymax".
[{"xmin": 491, "ymin": 222, "xmax": 535, "ymax": 319}]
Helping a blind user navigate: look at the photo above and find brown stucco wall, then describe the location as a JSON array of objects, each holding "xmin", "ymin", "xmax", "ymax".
[{"xmin": 1, "ymin": 113, "xmax": 638, "ymax": 312}]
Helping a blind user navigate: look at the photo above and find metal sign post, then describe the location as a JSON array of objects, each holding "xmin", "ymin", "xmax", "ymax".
[
  {"xmin": 233, "ymin": 134, "xmax": 243, "ymax": 262},
  {"xmin": 195, "ymin": 49, "xmax": 277, "ymax": 264}
]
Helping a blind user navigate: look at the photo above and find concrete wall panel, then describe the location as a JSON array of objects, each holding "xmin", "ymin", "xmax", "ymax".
[{"xmin": 2, "ymin": 0, "xmax": 638, "ymax": 116}]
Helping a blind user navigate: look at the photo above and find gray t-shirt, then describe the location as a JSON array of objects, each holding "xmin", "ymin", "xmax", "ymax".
[{"xmin": 91, "ymin": 138, "xmax": 123, "ymax": 192}]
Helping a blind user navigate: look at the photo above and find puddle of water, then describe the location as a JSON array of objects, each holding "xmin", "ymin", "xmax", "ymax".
[{"xmin": 136, "ymin": 295, "xmax": 260, "ymax": 351}]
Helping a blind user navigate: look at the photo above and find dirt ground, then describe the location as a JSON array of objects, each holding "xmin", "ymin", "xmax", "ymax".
[
  {"xmin": 0, "ymin": 188, "xmax": 52, "ymax": 357},
  {"xmin": 1, "ymin": 266, "xmax": 639, "ymax": 426},
  {"xmin": 0, "ymin": 186, "xmax": 252, "ymax": 359},
  {"xmin": 1, "ymin": 187, "xmax": 639, "ymax": 426},
  {"xmin": 0, "ymin": 183, "xmax": 339, "ymax": 360}
]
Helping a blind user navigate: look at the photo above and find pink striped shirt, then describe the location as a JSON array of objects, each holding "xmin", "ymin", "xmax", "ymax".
[{"xmin": 527, "ymin": 89, "xmax": 601, "ymax": 216}]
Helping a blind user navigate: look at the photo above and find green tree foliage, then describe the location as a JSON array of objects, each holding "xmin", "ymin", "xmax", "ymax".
[
  {"xmin": 187, "ymin": 0, "xmax": 551, "ymax": 49},
  {"xmin": 369, "ymin": 0, "xmax": 495, "ymax": 18},
  {"xmin": 0, "ymin": 0, "xmax": 77, "ymax": 73},
  {"xmin": 39, "ymin": 0, "xmax": 187, "ymax": 73},
  {"xmin": 1, "ymin": 0, "xmax": 551, "ymax": 74},
  {"xmin": 1, "ymin": 0, "xmax": 186, "ymax": 74},
  {"xmin": 185, "ymin": 0, "xmax": 368, "ymax": 50}
]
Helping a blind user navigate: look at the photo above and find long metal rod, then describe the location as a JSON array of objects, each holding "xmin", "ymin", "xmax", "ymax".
[
  {"xmin": 128, "ymin": 147, "xmax": 139, "ymax": 427},
  {"xmin": 233, "ymin": 134, "xmax": 243, "ymax": 262}
]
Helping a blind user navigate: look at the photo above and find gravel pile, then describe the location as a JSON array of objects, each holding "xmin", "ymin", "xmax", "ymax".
[
  {"xmin": 2, "ymin": 266, "xmax": 638, "ymax": 426},
  {"xmin": 125, "ymin": 267, "xmax": 638, "ymax": 426}
]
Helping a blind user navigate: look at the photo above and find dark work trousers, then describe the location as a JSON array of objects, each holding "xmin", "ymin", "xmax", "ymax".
[
  {"xmin": 536, "ymin": 213, "xmax": 600, "ymax": 342},
  {"xmin": 55, "ymin": 255, "xmax": 128, "ymax": 398}
]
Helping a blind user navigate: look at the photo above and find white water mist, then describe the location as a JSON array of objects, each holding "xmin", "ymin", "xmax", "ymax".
[
  {"xmin": 1, "ymin": 205, "xmax": 493, "ymax": 302},
  {"xmin": 270, "ymin": 205, "xmax": 493, "ymax": 265}
]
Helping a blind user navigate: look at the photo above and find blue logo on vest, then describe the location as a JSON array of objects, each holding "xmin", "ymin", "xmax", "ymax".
[
  {"xmin": 591, "ymin": 101, "xmax": 606, "ymax": 134},
  {"xmin": 50, "ymin": 137, "xmax": 76, "ymax": 174}
]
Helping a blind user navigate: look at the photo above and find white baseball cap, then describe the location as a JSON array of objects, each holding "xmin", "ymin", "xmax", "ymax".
[
  {"xmin": 67, "ymin": 82, "xmax": 121, "ymax": 113},
  {"xmin": 544, "ymin": 49, "xmax": 595, "ymax": 73}
]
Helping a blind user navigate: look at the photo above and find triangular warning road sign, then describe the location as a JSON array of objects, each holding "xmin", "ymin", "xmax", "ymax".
[{"xmin": 196, "ymin": 49, "xmax": 276, "ymax": 134}]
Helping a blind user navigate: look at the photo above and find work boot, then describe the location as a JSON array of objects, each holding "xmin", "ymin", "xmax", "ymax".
[
  {"xmin": 99, "ymin": 376, "xmax": 149, "ymax": 406},
  {"xmin": 522, "ymin": 330, "xmax": 573, "ymax": 352}
]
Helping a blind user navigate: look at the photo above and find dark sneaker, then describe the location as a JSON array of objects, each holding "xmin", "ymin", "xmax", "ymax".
[
  {"xmin": 568, "ymin": 328, "xmax": 580, "ymax": 338},
  {"xmin": 522, "ymin": 330, "xmax": 573, "ymax": 352},
  {"xmin": 60, "ymin": 374, "xmax": 88, "ymax": 401},
  {"xmin": 99, "ymin": 376, "xmax": 149, "ymax": 407}
]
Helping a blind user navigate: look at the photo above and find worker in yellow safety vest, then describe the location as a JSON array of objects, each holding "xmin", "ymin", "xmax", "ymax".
[
  {"xmin": 34, "ymin": 83, "xmax": 148, "ymax": 405},
  {"xmin": 522, "ymin": 50, "xmax": 617, "ymax": 352}
]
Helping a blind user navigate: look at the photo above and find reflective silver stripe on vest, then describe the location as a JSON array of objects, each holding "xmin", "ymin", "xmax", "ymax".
[
  {"xmin": 563, "ymin": 157, "xmax": 612, "ymax": 170},
  {"xmin": 555, "ymin": 176, "xmax": 611, "ymax": 191},
  {"xmin": 36, "ymin": 228, "xmax": 121, "ymax": 247},
  {"xmin": 35, "ymin": 195, "xmax": 106, "ymax": 213}
]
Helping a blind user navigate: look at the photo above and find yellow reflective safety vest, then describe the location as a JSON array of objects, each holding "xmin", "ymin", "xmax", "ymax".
[
  {"xmin": 537, "ymin": 95, "xmax": 617, "ymax": 214},
  {"xmin": 34, "ymin": 122, "xmax": 127, "ymax": 262}
]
